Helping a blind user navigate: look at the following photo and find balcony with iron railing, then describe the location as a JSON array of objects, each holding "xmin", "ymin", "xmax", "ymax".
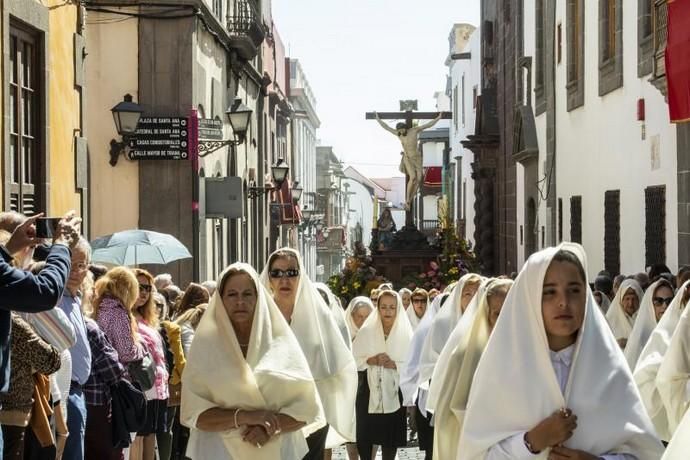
[
  {"xmin": 651, "ymin": 0, "xmax": 668, "ymax": 97},
  {"xmin": 226, "ymin": 0, "xmax": 265, "ymax": 61}
]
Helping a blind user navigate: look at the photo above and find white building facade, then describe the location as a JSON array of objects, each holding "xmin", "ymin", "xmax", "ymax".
[
  {"xmin": 446, "ymin": 23, "xmax": 479, "ymax": 247},
  {"xmin": 520, "ymin": 2, "xmax": 678, "ymax": 277},
  {"xmin": 289, "ymin": 58, "xmax": 320, "ymax": 278}
]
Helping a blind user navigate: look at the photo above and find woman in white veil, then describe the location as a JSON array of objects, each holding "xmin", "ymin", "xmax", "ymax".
[
  {"xmin": 458, "ymin": 243, "xmax": 663, "ymax": 460},
  {"xmin": 656, "ymin": 280, "xmax": 690, "ymax": 436},
  {"xmin": 606, "ymin": 279, "xmax": 644, "ymax": 349},
  {"xmin": 624, "ymin": 279, "xmax": 675, "ymax": 369},
  {"xmin": 633, "ymin": 280, "xmax": 690, "ymax": 441},
  {"xmin": 417, "ymin": 273, "xmax": 482, "ymax": 398},
  {"xmin": 343, "ymin": 296, "xmax": 374, "ymax": 340},
  {"xmin": 352, "ymin": 290, "xmax": 413, "ymax": 460},
  {"xmin": 398, "ymin": 292, "xmax": 448, "ymax": 460},
  {"xmin": 260, "ymin": 248, "xmax": 358, "ymax": 457},
  {"xmin": 427, "ymin": 279, "xmax": 513, "ymax": 460},
  {"xmin": 180, "ymin": 263, "xmax": 324, "ymax": 459},
  {"xmin": 314, "ymin": 282, "xmax": 351, "ymax": 348},
  {"xmin": 406, "ymin": 288, "xmax": 429, "ymax": 330}
]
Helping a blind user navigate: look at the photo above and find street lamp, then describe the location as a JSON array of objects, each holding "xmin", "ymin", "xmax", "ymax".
[
  {"xmin": 109, "ymin": 94, "xmax": 144, "ymax": 166},
  {"xmin": 292, "ymin": 181, "xmax": 304, "ymax": 202},
  {"xmin": 248, "ymin": 158, "xmax": 290, "ymax": 199},
  {"xmin": 226, "ymin": 97, "xmax": 253, "ymax": 143},
  {"xmin": 198, "ymin": 96, "xmax": 253, "ymax": 157}
]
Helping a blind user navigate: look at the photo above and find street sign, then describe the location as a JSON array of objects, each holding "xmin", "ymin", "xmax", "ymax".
[
  {"xmin": 128, "ymin": 117, "xmax": 189, "ymax": 160},
  {"xmin": 198, "ymin": 118, "xmax": 224, "ymax": 140}
]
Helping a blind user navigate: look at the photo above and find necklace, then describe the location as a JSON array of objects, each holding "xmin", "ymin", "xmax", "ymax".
[{"xmin": 238, "ymin": 342, "xmax": 249, "ymax": 347}]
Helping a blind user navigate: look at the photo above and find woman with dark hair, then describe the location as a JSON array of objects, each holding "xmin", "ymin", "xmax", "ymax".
[
  {"xmin": 172, "ymin": 283, "xmax": 209, "ymax": 320},
  {"xmin": 458, "ymin": 244, "xmax": 663, "ymax": 459},
  {"xmin": 260, "ymin": 248, "xmax": 357, "ymax": 459}
]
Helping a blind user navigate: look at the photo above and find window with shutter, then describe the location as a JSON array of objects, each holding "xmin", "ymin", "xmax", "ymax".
[
  {"xmin": 8, "ymin": 24, "xmax": 43, "ymax": 216},
  {"xmin": 604, "ymin": 190, "xmax": 621, "ymax": 276},
  {"xmin": 570, "ymin": 196, "xmax": 582, "ymax": 244},
  {"xmin": 645, "ymin": 185, "xmax": 666, "ymax": 267}
]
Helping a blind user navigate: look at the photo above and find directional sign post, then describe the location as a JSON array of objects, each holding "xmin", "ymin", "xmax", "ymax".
[{"xmin": 128, "ymin": 117, "xmax": 189, "ymax": 160}]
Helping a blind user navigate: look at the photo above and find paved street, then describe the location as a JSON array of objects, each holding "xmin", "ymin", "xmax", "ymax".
[{"xmin": 331, "ymin": 445, "xmax": 427, "ymax": 460}]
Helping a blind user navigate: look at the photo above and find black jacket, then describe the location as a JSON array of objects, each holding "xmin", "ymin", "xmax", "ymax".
[{"xmin": 0, "ymin": 244, "xmax": 71, "ymax": 391}]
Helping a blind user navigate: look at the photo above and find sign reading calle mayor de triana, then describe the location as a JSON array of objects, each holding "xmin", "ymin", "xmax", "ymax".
[{"xmin": 129, "ymin": 117, "xmax": 189, "ymax": 160}]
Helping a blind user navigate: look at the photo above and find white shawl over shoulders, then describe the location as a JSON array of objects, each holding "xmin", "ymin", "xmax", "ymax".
[
  {"xmin": 458, "ymin": 243, "xmax": 663, "ymax": 460},
  {"xmin": 605, "ymin": 279, "xmax": 643, "ymax": 341},
  {"xmin": 344, "ymin": 296, "xmax": 374, "ymax": 340},
  {"xmin": 352, "ymin": 291, "xmax": 413, "ymax": 414},
  {"xmin": 399, "ymin": 294, "xmax": 445, "ymax": 409},
  {"xmin": 181, "ymin": 263, "xmax": 324, "ymax": 460},
  {"xmin": 633, "ymin": 281, "xmax": 688, "ymax": 441},
  {"xmin": 624, "ymin": 280, "xmax": 664, "ymax": 369},
  {"xmin": 260, "ymin": 248, "xmax": 358, "ymax": 446},
  {"xmin": 417, "ymin": 274, "xmax": 480, "ymax": 391},
  {"xmin": 656, "ymin": 283, "xmax": 690, "ymax": 435},
  {"xmin": 661, "ymin": 406, "xmax": 690, "ymax": 460},
  {"xmin": 428, "ymin": 280, "xmax": 506, "ymax": 460}
]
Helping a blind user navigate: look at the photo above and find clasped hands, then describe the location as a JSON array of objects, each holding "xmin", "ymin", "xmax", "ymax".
[
  {"xmin": 237, "ymin": 410, "xmax": 281, "ymax": 449},
  {"xmin": 527, "ymin": 408, "xmax": 599, "ymax": 460},
  {"xmin": 367, "ymin": 353, "xmax": 396, "ymax": 369}
]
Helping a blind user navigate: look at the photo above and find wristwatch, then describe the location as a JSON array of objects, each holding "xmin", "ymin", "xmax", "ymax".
[{"xmin": 523, "ymin": 433, "xmax": 542, "ymax": 454}]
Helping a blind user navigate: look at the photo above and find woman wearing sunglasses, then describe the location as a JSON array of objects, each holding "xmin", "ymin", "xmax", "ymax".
[
  {"xmin": 260, "ymin": 248, "xmax": 358, "ymax": 459},
  {"xmin": 131, "ymin": 269, "xmax": 170, "ymax": 460},
  {"xmin": 623, "ymin": 279, "xmax": 675, "ymax": 370}
]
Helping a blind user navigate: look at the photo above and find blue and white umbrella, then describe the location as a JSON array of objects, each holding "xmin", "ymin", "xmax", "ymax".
[{"xmin": 90, "ymin": 229, "xmax": 192, "ymax": 266}]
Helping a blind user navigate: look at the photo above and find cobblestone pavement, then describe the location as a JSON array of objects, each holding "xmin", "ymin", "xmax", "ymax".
[{"xmin": 331, "ymin": 445, "xmax": 427, "ymax": 459}]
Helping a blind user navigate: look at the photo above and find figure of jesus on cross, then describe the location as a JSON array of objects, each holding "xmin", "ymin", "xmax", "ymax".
[{"xmin": 367, "ymin": 106, "xmax": 449, "ymax": 211}]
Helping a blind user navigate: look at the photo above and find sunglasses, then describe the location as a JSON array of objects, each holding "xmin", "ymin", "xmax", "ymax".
[
  {"xmin": 139, "ymin": 284, "xmax": 152, "ymax": 293},
  {"xmin": 269, "ymin": 269, "xmax": 300, "ymax": 279},
  {"xmin": 412, "ymin": 298, "xmax": 426, "ymax": 304},
  {"xmin": 652, "ymin": 296, "xmax": 673, "ymax": 307}
]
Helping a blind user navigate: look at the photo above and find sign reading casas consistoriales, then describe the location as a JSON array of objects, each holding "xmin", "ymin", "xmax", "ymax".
[{"xmin": 129, "ymin": 117, "xmax": 189, "ymax": 160}]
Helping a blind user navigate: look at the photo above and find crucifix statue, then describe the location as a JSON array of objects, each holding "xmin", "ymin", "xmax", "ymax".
[{"xmin": 366, "ymin": 105, "xmax": 450, "ymax": 214}]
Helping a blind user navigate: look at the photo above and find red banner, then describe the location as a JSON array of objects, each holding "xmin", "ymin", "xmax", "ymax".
[
  {"xmin": 423, "ymin": 166, "xmax": 442, "ymax": 188},
  {"xmin": 667, "ymin": 0, "xmax": 690, "ymax": 122}
]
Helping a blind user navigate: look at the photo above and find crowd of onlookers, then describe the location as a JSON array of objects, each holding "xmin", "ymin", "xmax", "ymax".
[{"xmin": 0, "ymin": 210, "xmax": 213, "ymax": 460}]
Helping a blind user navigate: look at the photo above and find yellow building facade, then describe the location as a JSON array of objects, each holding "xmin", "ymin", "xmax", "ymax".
[{"xmin": 1, "ymin": 0, "xmax": 87, "ymax": 231}]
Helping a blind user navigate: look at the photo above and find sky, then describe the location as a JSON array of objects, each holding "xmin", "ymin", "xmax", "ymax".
[{"xmin": 272, "ymin": 1, "xmax": 481, "ymax": 179}]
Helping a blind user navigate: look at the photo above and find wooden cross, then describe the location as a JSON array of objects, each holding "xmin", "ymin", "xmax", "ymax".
[{"xmin": 365, "ymin": 107, "xmax": 452, "ymax": 229}]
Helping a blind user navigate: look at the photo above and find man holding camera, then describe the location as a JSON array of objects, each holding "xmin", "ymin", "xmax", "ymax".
[{"xmin": 0, "ymin": 211, "xmax": 82, "ymax": 455}]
